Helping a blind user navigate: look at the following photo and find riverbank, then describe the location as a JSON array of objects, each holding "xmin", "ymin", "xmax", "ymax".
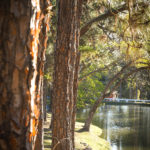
[{"xmin": 44, "ymin": 113, "xmax": 110, "ymax": 150}]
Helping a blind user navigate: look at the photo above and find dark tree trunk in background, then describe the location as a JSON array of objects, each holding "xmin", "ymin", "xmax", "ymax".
[
  {"xmin": 119, "ymin": 83, "xmax": 122, "ymax": 98},
  {"xmin": 52, "ymin": 0, "xmax": 82, "ymax": 150},
  {"xmin": 0, "ymin": 0, "xmax": 51, "ymax": 150},
  {"xmin": 43, "ymin": 78, "xmax": 48, "ymax": 121},
  {"xmin": 129, "ymin": 87, "xmax": 132, "ymax": 99}
]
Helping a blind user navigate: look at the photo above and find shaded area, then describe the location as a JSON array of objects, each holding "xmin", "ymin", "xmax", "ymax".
[{"xmin": 44, "ymin": 114, "xmax": 52, "ymax": 150}]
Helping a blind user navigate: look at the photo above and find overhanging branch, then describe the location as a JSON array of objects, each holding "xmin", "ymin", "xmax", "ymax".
[
  {"xmin": 80, "ymin": 3, "xmax": 127, "ymax": 36},
  {"xmin": 80, "ymin": 2, "xmax": 148, "ymax": 37},
  {"xmin": 105, "ymin": 66, "xmax": 150, "ymax": 97}
]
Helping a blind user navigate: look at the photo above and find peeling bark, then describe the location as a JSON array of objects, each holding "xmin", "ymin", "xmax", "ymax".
[{"xmin": 0, "ymin": 0, "xmax": 51, "ymax": 150}]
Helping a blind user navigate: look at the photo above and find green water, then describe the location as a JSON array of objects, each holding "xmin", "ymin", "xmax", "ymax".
[{"xmin": 77, "ymin": 105, "xmax": 150, "ymax": 150}]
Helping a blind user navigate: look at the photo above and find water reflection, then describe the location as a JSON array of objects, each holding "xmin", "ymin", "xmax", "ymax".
[{"xmin": 77, "ymin": 105, "xmax": 150, "ymax": 150}]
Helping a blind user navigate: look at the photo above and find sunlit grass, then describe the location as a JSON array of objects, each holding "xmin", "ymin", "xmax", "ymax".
[
  {"xmin": 75, "ymin": 122, "xmax": 110, "ymax": 150},
  {"xmin": 44, "ymin": 113, "xmax": 110, "ymax": 150},
  {"xmin": 44, "ymin": 113, "xmax": 52, "ymax": 150}
]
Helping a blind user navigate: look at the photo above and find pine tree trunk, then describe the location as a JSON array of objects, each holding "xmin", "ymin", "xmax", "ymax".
[
  {"xmin": 72, "ymin": 53, "xmax": 80, "ymax": 148},
  {"xmin": 52, "ymin": 0, "xmax": 82, "ymax": 150},
  {"xmin": 0, "ymin": 0, "xmax": 51, "ymax": 149}
]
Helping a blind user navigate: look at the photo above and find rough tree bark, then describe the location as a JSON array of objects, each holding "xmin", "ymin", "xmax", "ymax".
[
  {"xmin": 0, "ymin": 0, "xmax": 51, "ymax": 150},
  {"xmin": 52, "ymin": 0, "xmax": 82, "ymax": 150}
]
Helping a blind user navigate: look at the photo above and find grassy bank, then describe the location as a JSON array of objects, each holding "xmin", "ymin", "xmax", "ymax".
[{"xmin": 44, "ymin": 113, "xmax": 110, "ymax": 150}]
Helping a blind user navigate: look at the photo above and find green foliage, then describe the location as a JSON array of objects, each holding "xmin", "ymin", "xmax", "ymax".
[
  {"xmin": 44, "ymin": 73, "xmax": 52, "ymax": 82},
  {"xmin": 77, "ymin": 67, "xmax": 104, "ymax": 109},
  {"xmin": 79, "ymin": 45, "xmax": 95, "ymax": 52}
]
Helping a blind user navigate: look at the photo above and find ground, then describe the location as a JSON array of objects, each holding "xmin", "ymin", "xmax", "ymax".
[{"xmin": 44, "ymin": 113, "xmax": 110, "ymax": 150}]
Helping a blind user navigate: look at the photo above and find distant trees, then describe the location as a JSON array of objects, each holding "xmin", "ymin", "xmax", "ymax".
[
  {"xmin": 121, "ymin": 69, "xmax": 150, "ymax": 99},
  {"xmin": 77, "ymin": 69, "xmax": 104, "ymax": 109},
  {"xmin": 0, "ymin": 0, "xmax": 51, "ymax": 149}
]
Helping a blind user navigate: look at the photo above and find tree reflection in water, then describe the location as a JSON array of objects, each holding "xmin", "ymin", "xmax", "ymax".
[{"xmin": 77, "ymin": 105, "xmax": 150, "ymax": 150}]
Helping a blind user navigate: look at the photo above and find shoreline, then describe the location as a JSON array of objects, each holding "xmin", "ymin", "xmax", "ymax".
[{"xmin": 44, "ymin": 113, "xmax": 110, "ymax": 150}]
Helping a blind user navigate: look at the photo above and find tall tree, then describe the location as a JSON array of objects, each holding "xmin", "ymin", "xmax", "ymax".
[
  {"xmin": 51, "ymin": 0, "xmax": 82, "ymax": 150},
  {"xmin": 0, "ymin": 0, "xmax": 51, "ymax": 149}
]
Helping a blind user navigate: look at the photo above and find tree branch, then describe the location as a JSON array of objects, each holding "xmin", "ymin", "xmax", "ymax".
[
  {"xmin": 103, "ymin": 61, "xmax": 133, "ymax": 94},
  {"xmin": 80, "ymin": 3, "xmax": 127, "ymax": 36},
  {"xmin": 80, "ymin": 2, "xmax": 148, "ymax": 37},
  {"xmin": 105, "ymin": 66, "xmax": 150, "ymax": 97},
  {"xmin": 79, "ymin": 60, "xmax": 119, "ymax": 82}
]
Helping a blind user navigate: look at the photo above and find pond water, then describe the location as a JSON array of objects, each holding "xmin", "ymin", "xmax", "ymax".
[{"xmin": 77, "ymin": 104, "xmax": 150, "ymax": 150}]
